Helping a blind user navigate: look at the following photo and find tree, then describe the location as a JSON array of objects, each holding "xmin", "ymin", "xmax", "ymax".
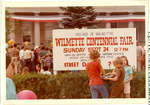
[
  {"xmin": 60, "ymin": 6, "xmax": 98, "ymax": 29},
  {"xmin": 6, "ymin": 10, "xmax": 12, "ymax": 42},
  {"xmin": 6, "ymin": 10, "xmax": 20, "ymax": 42}
]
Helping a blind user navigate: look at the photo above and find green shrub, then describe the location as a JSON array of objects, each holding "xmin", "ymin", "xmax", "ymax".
[
  {"xmin": 12, "ymin": 71, "xmax": 145, "ymax": 99},
  {"xmin": 130, "ymin": 72, "xmax": 145, "ymax": 98}
]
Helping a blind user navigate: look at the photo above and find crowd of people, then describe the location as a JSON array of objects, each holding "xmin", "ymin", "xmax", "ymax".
[
  {"xmin": 6, "ymin": 42, "xmax": 54, "ymax": 76},
  {"xmin": 6, "ymin": 42, "xmax": 54, "ymax": 99}
]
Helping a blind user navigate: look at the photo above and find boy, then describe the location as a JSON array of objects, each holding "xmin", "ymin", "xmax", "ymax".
[
  {"xmin": 104, "ymin": 57, "xmax": 125, "ymax": 98},
  {"xmin": 86, "ymin": 50, "xmax": 108, "ymax": 98}
]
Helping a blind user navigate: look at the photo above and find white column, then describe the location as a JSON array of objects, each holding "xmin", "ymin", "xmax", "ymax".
[
  {"xmin": 128, "ymin": 13, "xmax": 134, "ymax": 28},
  {"xmin": 34, "ymin": 13, "xmax": 40, "ymax": 47},
  {"xmin": 9, "ymin": 13, "xmax": 15, "ymax": 40},
  {"xmin": 58, "ymin": 20, "xmax": 64, "ymax": 28},
  {"xmin": 128, "ymin": 21, "xmax": 134, "ymax": 28},
  {"xmin": 58, "ymin": 13, "xmax": 64, "ymax": 28},
  {"xmin": 105, "ymin": 13, "xmax": 111, "ymax": 28}
]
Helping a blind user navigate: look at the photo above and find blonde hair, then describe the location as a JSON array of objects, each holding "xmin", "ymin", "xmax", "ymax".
[
  {"xmin": 113, "ymin": 56, "xmax": 123, "ymax": 67},
  {"xmin": 6, "ymin": 62, "xmax": 15, "ymax": 78},
  {"xmin": 22, "ymin": 66, "xmax": 29, "ymax": 75},
  {"xmin": 89, "ymin": 50, "xmax": 100, "ymax": 60}
]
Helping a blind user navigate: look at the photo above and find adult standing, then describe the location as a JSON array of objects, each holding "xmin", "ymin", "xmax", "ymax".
[
  {"xmin": 24, "ymin": 47, "xmax": 32, "ymax": 72},
  {"xmin": 8, "ymin": 43, "xmax": 20, "ymax": 74},
  {"xmin": 136, "ymin": 41, "xmax": 144, "ymax": 72},
  {"xmin": 19, "ymin": 46, "xmax": 25, "ymax": 71},
  {"xmin": 34, "ymin": 46, "xmax": 40, "ymax": 72},
  {"xmin": 142, "ymin": 46, "xmax": 146, "ymax": 72},
  {"xmin": 31, "ymin": 48, "xmax": 35, "ymax": 72},
  {"xmin": 38, "ymin": 46, "xmax": 48, "ymax": 70}
]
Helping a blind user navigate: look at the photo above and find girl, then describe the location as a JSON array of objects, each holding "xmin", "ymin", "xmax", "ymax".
[
  {"xmin": 86, "ymin": 50, "xmax": 108, "ymax": 98},
  {"xmin": 36, "ymin": 63, "xmax": 41, "ymax": 74},
  {"xmin": 44, "ymin": 54, "xmax": 53, "ymax": 73},
  {"xmin": 21, "ymin": 66, "xmax": 30, "ymax": 75},
  {"xmin": 121, "ymin": 56, "xmax": 133, "ymax": 98}
]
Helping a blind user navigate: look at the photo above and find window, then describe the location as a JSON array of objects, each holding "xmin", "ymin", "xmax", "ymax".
[
  {"xmin": 23, "ymin": 35, "xmax": 31, "ymax": 42},
  {"xmin": 111, "ymin": 23, "xmax": 117, "ymax": 28}
]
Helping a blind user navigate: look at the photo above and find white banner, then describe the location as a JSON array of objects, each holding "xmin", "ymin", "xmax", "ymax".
[{"xmin": 53, "ymin": 28, "xmax": 136, "ymax": 70}]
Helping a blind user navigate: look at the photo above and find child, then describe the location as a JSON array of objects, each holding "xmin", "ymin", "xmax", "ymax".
[
  {"xmin": 41, "ymin": 66, "xmax": 51, "ymax": 75},
  {"xmin": 36, "ymin": 63, "xmax": 41, "ymax": 74},
  {"xmin": 121, "ymin": 56, "xmax": 133, "ymax": 98},
  {"xmin": 21, "ymin": 66, "xmax": 30, "ymax": 75},
  {"xmin": 44, "ymin": 54, "xmax": 53, "ymax": 74},
  {"xmin": 104, "ymin": 57, "xmax": 125, "ymax": 98},
  {"xmin": 86, "ymin": 50, "xmax": 108, "ymax": 98}
]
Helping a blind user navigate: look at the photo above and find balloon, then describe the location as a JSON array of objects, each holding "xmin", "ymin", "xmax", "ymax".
[
  {"xmin": 17, "ymin": 90, "xmax": 37, "ymax": 100},
  {"xmin": 8, "ymin": 39, "xmax": 15, "ymax": 46},
  {"xmin": 24, "ymin": 41, "xmax": 29, "ymax": 46}
]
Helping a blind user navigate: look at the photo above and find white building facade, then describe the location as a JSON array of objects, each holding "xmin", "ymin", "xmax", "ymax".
[{"xmin": 7, "ymin": 6, "xmax": 145, "ymax": 47}]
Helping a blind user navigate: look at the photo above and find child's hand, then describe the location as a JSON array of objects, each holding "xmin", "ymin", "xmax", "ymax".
[
  {"xmin": 103, "ymin": 77, "xmax": 109, "ymax": 80},
  {"xmin": 105, "ymin": 73, "xmax": 111, "ymax": 75},
  {"xmin": 124, "ymin": 80, "xmax": 129, "ymax": 83}
]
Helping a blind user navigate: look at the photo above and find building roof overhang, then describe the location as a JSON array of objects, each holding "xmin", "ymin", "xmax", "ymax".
[{"xmin": 10, "ymin": 15, "xmax": 145, "ymax": 23}]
